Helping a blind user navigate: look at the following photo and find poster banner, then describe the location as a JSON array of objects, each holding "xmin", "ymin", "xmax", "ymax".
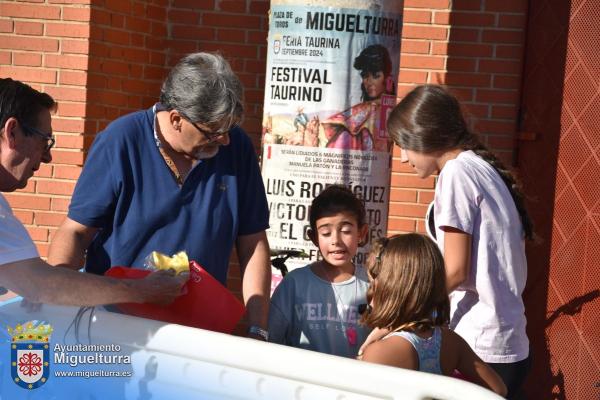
[{"xmin": 262, "ymin": 1, "xmax": 403, "ymax": 286}]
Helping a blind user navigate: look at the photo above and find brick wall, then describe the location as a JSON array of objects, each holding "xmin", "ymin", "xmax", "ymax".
[{"xmin": 1, "ymin": 0, "xmax": 527, "ymax": 296}]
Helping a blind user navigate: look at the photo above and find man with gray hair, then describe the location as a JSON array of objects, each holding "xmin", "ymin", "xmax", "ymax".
[
  {"xmin": 49, "ymin": 53, "xmax": 271, "ymax": 339},
  {"xmin": 0, "ymin": 78, "xmax": 186, "ymax": 306}
]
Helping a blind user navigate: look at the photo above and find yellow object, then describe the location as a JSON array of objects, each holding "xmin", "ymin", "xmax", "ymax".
[{"xmin": 151, "ymin": 251, "xmax": 189, "ymax": 275}]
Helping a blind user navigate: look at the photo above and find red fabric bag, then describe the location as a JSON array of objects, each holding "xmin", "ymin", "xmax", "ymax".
[{"xmin": 105, "ymin": 261, "xmax": 245, "ymax": 334}]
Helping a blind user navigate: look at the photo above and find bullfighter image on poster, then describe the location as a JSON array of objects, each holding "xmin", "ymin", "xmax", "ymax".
[{"xmin": 261, "ymin": 0, "xmax": 403, "ymax": 287}]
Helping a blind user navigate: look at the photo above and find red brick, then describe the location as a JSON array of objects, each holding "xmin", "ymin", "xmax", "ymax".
[
  {"xmin": 387, "ymin": 217, "xmax": 417, "ymax": 233},
  {"xmin": 48, "ymin": 0, "xmax": 92, "ymax": 4},
  {"xmin": 45, "ymin": 54, "xmax": 88, "ymax": 70},
  {"xmin": 479, "ymin": 59, "xmax": 522, "ymax": 74},
  {"xmin": 444, "ymin": 72, "xmax": 491, "ymax": 87},
  {"xmin": 4, "ymin": 194, "xmax": 51, "ymax": 210},
  {"xmin": 487, "ymin": 134, "xmax": 516, "ymax": 150},
  {"xmin": 62, "ymin": 39, "xmax": 89, "ymax": 54},
  {"xmin": 485, "ymin": 0, "xmax": 527, "ymax": 13},
  {"xmin": 448, "ymin": 12, "xmax": 497, "ymax": 27},
  {"xmin": 249, "ymin": 1, "xmax": 268, "ymax": 14},
  {"xmin": 63, "ymin": 7, "xmax": 91, "ymax": 22},
  {"xmin": 26, "ymin": 226, "xmax": 49, "ymax": 241},
  {"xmin": 417, "ymin": 191, "xmax": 435, "ymax": 204},
  {"xmin": 105, "ymin": 0, "xmax": 131, "ymax": 13},
  {"xmin": 111, "ymin": 14, "xmax": 125, "ymax": 29},
  {"xmin": 0, "ymin": 51, "xmax": 11, "ymax": 64},
  {"xmin": 171, "ymin": 0, "xmax": 214, "ymax": 9},
  {"xmin": 389, "ymin": 202, "xmax": 429, "ymax": 218},
  {"xmin": 391, "ymin": 174, "xmax": 435, "ymax": 189},
  {"xmin": 147, "ymin": 5, "xmax": 166, "ymax": 20},
  {"xmin": 217, "ymin": 29, "xmax": 246, "ymax": 43},
  {"xmin": 44, "ymin": 86, "xmax": 87, "ymax": 102},
  {"xmin": 493, "ymin": 75, "xmax": 520, "ymax": 89},
  {"xmin": 36, "ymin": 180, "xmax": 75, "ymax": 196},
  {"xmin": 492, "ymin": 105, "xmax": 518, "ymax": 119},
  {"xmin": 56, "ymin": 102, "xmax": 86, "ymax": 118},
  {"xmin": 34, "ymin": 211, "xmax": 67, "ymax": 227},
  {"xmin": 46, "ymin": 22, "xmax": 89, "ymax": 38},
  {"xmin": 404, "ymin": 0, "xmax": 450, "ymax": 8},
  {"xmin": 219, "ymin": 1, "xmax": 246, "ymax": 12},
  {"xmin": 125, "ymin": 16, "xmax": 151, "ymax": 32},
  {"xmin": 498, "ymin": 14, "xmax": 526, "ymax": 29},
  {"xmin": 475, "ymin": 89, "xmax": 519, "ymax": 104},
  {"xmin": 151, "ymin": 22, "xmax": 167, "ymax": 36},
  {"xmin": 247, "ymin": 30, "xmax": 267, "ymax": 44},
  {"xmin": 56, "ymin": 133, "xmax": 84, "ymax": 148},
  {"xmin": 433, "ymin": 11, "xmax": 450, "ymax": 25},
  {"xmin": 201, "ymin": 43, "xmax": 258, "ymax": 59},
  {"xmin": 400, "ymin": 55, "xmax": 445, "ymax": 69},
  {"xmin": 496, "ymin": 45, "xmax": 523, "ymax": 59},
  {"xmin": 171, "ymin": 25, "xmax": 214, "ymax": 40},
  {"xmin": 476, "ymin": 120, "xmax": 517, "ymax": 135},
  {"xmin": 401, "ymin": 39, "xmax": 430, "ymax": 54},
  {"xmin": 59, "ymin": 70, "xmax": 87, "ymax": 86},
  {"xmin": 35, "ymin": 164, "xmax": 53, "ymax": 178},
  {"xmin": 53, "ymin": 164, "xmax": 82, "ymax": 179},
  {"xmin": 433, "ymin": 42, "xmax": 493, "ymax": 57},
  {"xmin": 402, "ymin": 25, "xmax": 448, "ymax": 40},
  {"xmin": 0, "ymin": 66, "xmax": 57, "ymax": 84},
  {"xmin": 390, "ymin": 188, "xmax": 418, "ymax": 202},
  {"xmin": 15, "ymin": 21, "xmax": 44, "ymax": 36},
  {"xmin": 451, "ymin": 0, "xmax": 482, "ymax": 11},
  {"xmin": 0, "ymin": 19, "xmax": 14, "ymax": 33},
  {"xmin": 13, "ymin": 210, "xmax": 34, "ymax": 224},
  {"xmin": 51, "ymin": 197, "xmax": 70, "ymax": 212},
  {"xmin": 405, "ymin": 10, "xmax": 432, "ymax": 24},
  {"xmin": 482, "ymin": 29, "xmax": 524, "ymax": 44},
  {"xmin": 2, "ymin": 36, "xmax": 59, "ymax": 52},
  {"xmin": 447, "ymin": 57, "xmax": 476, "ymax": 72},
  {"xmin": 167, "ymin": 10, "xmax": 200, "ymax": 24},
  {"xmin": 398, "ymin": 70, "xmax": 428, "ymax": 84},
  {"xmin": 13, "ymin": 52, "xmax": 42, "ymax": 67},
  {"xmin": 0, "ymin": 3, "xmax": 61, "ymax": 20},
  {"xmin": 202, "ymin": 13, "xmax": 261, "ymax": 29},
  {"xmin": 51, "ymin": 118, "xmax": 85, "ymax": 133},
  {"xmin": 449, "ymin": 28, "xmax": 480, "ymax": 42},
  {"xmin": 102, "ymin": 28, "xmax": 130, "ymax": 45},
  {"xmin": 18, "ymin": 180, "xmax": 36, "ymax": 193}
]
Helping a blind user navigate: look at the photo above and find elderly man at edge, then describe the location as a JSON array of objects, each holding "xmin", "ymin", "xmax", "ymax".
[
  {"xmin": 0, "ymin": 78, "xmax": 186, "ymax": 306},
  {"xmin": 48, "ymin": 53, "xmax": 271, "ymax": 340}
]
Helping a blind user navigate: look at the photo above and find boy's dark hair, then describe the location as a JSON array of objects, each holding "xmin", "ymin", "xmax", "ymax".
[
  {"xmin": 0, "ymin": 78, "xmax": 56, "ymax": 136},
  {"xmin": 309, "ymin": 184, "xmax": 366, "ymax": 234}
]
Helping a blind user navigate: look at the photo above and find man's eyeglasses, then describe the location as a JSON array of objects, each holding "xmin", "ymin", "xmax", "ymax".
[
  {"xmin": 21, "ymin": 123, "xmax": 55, "ymax": 152},
  {"xmin": 188, "ymin": 120, "xmax": 232, "ymax": 143}
]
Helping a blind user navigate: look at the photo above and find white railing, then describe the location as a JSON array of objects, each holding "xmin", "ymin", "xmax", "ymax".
[{"xmin": 0, "ymin": 299, "xmax": 503, "ymax": 400}]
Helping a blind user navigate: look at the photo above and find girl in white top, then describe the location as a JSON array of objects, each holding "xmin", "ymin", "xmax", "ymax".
[{"xmin": 387, "ymin": 85, "xmax": 533, "ymax": 399}]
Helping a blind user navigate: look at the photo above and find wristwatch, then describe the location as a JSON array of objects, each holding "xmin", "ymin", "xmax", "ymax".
[{"xmin": 248, "ymin": 325, "xmax": 269, "ymax": 341}]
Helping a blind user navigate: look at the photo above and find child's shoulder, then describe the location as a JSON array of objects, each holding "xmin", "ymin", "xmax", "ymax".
[{"xmin": 362, "ymin": 332, "xmax": 418, "ymax": 369}]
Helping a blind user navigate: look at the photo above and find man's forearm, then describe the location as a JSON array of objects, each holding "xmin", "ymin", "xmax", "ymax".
[
  {"xmin": 238, "ymin": 232, "xmax": 271, "ymax": 329},
  {"xmin": 0, "ymin": 258, "xmax": 137, "ymax": 306}
]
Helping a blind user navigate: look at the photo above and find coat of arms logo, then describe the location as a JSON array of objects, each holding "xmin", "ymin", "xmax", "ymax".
[{"xmin": 8, "ymin": 321, "xmax": 53, "ymax": 390}]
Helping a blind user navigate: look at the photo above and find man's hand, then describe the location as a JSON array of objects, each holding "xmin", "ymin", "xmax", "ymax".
[{"xmin": 134, "ymin": 270, "xmax": 189, "ymax": 305}]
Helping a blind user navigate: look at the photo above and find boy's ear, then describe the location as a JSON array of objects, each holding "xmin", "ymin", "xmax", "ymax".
[
  {"xmin": 358, "ymin": 224, "xmax": 369, "ymax": 247},
  {"xmin": 306, "ymin": 228, "xmax": 319, "ymax": 246}
]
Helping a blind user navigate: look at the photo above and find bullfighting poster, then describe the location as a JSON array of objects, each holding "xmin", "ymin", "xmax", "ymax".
[{"xmin": 261, "ymin": 0, "xmax": 403, "ymax": 289}]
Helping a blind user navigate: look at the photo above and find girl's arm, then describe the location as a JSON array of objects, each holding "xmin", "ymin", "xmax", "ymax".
[
  {"xmin": 357, "ymin": 327, "xmax": 390, "ymax": 360},
  {"xmin": 442, "ymin": 227, "xmax": 471, "ymax": 292},
  {"xmin": 453, "ymin": 331, "xmax": 507, "ymax": 397},
  {"xmin": 360, "ymin": 336, "xmax": 418, "ymax": 370}
]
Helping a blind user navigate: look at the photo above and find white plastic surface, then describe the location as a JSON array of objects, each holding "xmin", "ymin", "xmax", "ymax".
[{"xmin": 0, "ymin": 299, "xmax": 503, "ymax": 400}]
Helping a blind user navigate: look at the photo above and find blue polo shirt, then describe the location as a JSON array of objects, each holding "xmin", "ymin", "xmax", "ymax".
[{"xmin": 68, "ymin": 107, "xmax": 269, "ymax": 284}]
